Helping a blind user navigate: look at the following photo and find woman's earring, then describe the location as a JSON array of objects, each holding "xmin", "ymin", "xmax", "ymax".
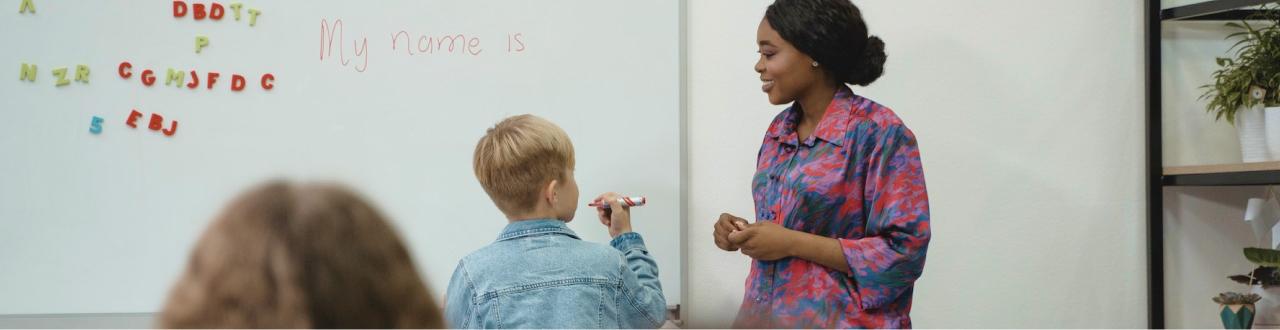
[{"xmin": 811, "ymin": 61, "xmax": 819, "ymax": 67}]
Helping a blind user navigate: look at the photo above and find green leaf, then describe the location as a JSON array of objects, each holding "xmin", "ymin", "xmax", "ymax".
[{"xmin": 1245, "ymin": 248, "xmax": 1280, "ymax": 267}]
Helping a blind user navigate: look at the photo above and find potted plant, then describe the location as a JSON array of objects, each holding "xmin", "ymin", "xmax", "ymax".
[
  {"xmin": 1201, "ymin": 7, "xmax": 1280, "ymax": 162},
  {"xmin": 1216, "ymin": 291, "xmax": 1261, "ymax": 329},
  {"xmin": 1232, "ymin": 254, "xmax": 1280, "ymax": 327}
]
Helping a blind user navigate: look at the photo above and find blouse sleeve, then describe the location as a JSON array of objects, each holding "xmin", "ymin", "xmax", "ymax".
[{"xmin": 838, "ymin": 124, "xmax": 931, "ymax": 310}]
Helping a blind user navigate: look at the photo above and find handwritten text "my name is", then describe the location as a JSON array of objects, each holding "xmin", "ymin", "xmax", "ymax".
[{"xmin": 319, "ymin": 18, "xmax": 526, "ymax": 73}]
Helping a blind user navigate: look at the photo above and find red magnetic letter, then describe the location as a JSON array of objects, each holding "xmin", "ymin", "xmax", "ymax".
[
  {"xmin": 231, "ymin": 74, "xmax": 245, "ymax": 91},
  {"xmin": 173, "ymin": 1, "xmax": 187, "ymax": 17},
  {"xmin": 192, "ymin": 3, "xmax": 206, "ymax": 20},
  {"xmin": 126, "ymin": 109, "xmax": 143, "ymax": 128},
  {"xmin": 209, "ymin": 3, "xmax": 224, "ymax": 20},
  {"xmin": 260, "ymin": 73, "xmax": 274, "ymax": 90},
  {"xmin": 162, "ymin": 121, "xmax": 178, "ymax": 136},
  {"xmin": 141, "ymin": 70, "xmax": 156, "ymax": 86},
  {"xmin": 186, "ymin": 70, "xmax": 199, "ymax": 89},
  {"xmin": 118, "ymin": 61, "xmax": 132, "ymax": 79},
  {"xmin": 148, "ymin": 113, "xmax": 164, "ymax": 131},
  {"xmin": 207, "ymin": 72, "xmax": 220, "ymax": 89}
]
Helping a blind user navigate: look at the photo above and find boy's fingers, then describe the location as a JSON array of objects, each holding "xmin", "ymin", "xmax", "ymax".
[
  {"xmin": 606, "ymin": 197, "xmax": 625, "ymax": 210},
  {"xmin": 592, "ymin": 192, "xmax": 616, "ymax": 207}
]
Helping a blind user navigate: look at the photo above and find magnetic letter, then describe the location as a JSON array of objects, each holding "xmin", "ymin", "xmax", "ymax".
[
  {"xmin": 186, "ymin": 70, "xmax": 199, "ymax": 89},
  {"xmin": 195, "ymin": 36, "xmax": 209, "ymax": 53},
  {"xmin": 260, "ymin": 73, "xmax": 274, "ymax": 90},
  {"xmin": 248, "ymin": 8, "xmax": 261, "ymax": 26},
  {"xmin": 165, "ymin": 68, "xmax": 184, "ymax": 86},
  {"xmin": 148, "ymin": 113, "xmax": 164, "ymax": 131},
  {"xmin": 173, "ymin": 1, "xmax": 187, "ymax": 17},
  {"xmin": 89, "ymin": 116, "xmax": 103, "ymax": 134},
  {"xmin": 141, "ymin": 69, "xmax": 156, "ymax": 86},
  {"xmin": 162, "ymin": 121, "xmax": 178, "ymax": 136},
  {"xmin": 117, "ymin": 61, "xmax": 132, "ymax": 79},
  {"xmin": 192, "ymin": 3, "xmax": 206, "ymax": 20},
  {"xmin": 209, "ymin": 3, "xmax": 224, "ymax": 19},
  {"xmin": 19, "ymin": 63, "xmax": 36, "ymax": 82},
  {"xmin": 74, "ymin": 64, "xmax": 89, "ymax": 83},
  {"xmin": 52, "ymin": 67, "xmax": 69, "ymax": 86},
  {"xmin": 230, "ymin": 74, "xmax": 245, "ymax": 91},
  {"xmin": 126, "ymin": 109, "xmax": 143, "ymax": 128},
  {"xmin": 206, "ymin": 71, "xmax": 219, "ymax": 89}
]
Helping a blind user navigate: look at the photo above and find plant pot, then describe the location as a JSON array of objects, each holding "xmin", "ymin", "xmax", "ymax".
[
  {"xmin": 1223, "ymin": 303, "xmax": 1257, "ymax": 329},
  {"xmin": 1266, "ymin": 107, "xmax": 1280, "ymax": 161},
  {"xmin": 1255, "ymin": 286, "xmax": 1280, "ymax": 328},
  {"xmin": 1238, "ymin": 104, "xmax": 1269, "ymax": 163}
]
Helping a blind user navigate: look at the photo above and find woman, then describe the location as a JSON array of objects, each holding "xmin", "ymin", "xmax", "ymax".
[
  {"xmin": 712, "ymin": 0, "xmax": 931, "ymax": 328},
  {"xmin": 158, "ymin": 181, "xmax": 444, "ymax": 328}
]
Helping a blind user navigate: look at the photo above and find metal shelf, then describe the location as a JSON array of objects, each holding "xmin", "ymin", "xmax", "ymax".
[
  {"xmin": 1162, "ymin": 0, "xmax": 1278, "ymax": 21},
  {"xmin": 1151, "ymin": 1, "xmax": 1280, "ymax": 328},
  {"xmin": 1164, "ymin": 162, "xmax": 1280, "ymax": 186}
]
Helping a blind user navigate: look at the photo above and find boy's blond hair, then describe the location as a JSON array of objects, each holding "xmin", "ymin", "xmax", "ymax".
[{"xmin": 473, "ymin": 115, "xmax": 575, "ymax": 215}]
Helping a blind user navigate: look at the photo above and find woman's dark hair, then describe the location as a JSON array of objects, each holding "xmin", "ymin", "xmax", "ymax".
[{"xmin": 765, "ymin": 0, "xmax": 886, "ymax": 86}]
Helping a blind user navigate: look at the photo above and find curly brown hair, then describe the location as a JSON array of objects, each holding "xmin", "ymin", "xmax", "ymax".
[{"xmin": 157, "ymin": 181, "xmax": 443, "ymax": 328}]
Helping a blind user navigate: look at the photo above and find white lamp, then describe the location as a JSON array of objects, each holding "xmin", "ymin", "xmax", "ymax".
[{"xmin": 1245, "ymin": 197, "xmax": 1279, "ymax": 248}]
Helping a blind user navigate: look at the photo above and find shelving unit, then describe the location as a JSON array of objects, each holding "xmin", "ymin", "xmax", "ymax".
[
  {"xmin": 1164, "ymin": 161, "xmax": 1280, "ymax": 186},
  {"xmin": 1162, "ymin": 0, "xmax": 1276, "ymax": 20},
  {"xmin": 1149, "ymin": 0, "xmax": 1280, "ymax": 327}
]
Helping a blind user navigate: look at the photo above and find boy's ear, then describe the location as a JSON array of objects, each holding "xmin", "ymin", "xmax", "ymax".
[{"xmin": 544, "ymin": 179, "xmax": 560, "ymax": 204}]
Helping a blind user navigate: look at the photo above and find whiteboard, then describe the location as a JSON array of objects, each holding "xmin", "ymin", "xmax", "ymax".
[{"xmin": 0, "ymin": 0, "xmax": 682, "ymax": 314}]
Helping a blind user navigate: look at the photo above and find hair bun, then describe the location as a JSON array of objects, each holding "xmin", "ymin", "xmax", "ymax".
[{"xmin": 847, "ymin": 35, "xmax": 886, "ymax": 86}]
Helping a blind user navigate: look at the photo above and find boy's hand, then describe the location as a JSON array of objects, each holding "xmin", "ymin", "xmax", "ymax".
[
  {"xmin": 713, "ymin": 213, "xmax": 749, "ymax": 251},
  {"xmin": 594, "ymin": 192, "xmax": 633, "ymax": 238}
]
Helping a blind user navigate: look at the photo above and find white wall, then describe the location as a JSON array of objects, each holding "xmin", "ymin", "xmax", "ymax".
[
  {"xmin": 1162, "ymin": 21, "xmax": 1245, "ymax": 166},
  {"xmin": 687, "ymin": 0, "xmax": 1147, "ymax": 327}
]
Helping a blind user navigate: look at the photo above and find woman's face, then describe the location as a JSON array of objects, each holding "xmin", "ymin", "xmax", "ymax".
[{"xmin": 755, "ymin": 18, "xmax": 823, "ymax": 105}]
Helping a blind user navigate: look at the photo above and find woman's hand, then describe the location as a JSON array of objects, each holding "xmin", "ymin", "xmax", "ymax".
[
  {"xmin": 727, "ymin": 221, "xmax": 798, "ymax": 261},
  {"xmin": 713, "ymin": 213, "xmax": 749, "ymax": 251},
  {"xmin": 593, "ymin": 192, "xmax": 632, "ymax": 238}
]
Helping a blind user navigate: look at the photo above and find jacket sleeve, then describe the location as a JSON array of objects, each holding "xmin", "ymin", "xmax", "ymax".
[
  {"xmin": 444, "ymin": 260, "xmax": 477, "ymax": 328},
  {"xmin": 612, "ymin": 232, "xmax": 667, "ymax": 328}
]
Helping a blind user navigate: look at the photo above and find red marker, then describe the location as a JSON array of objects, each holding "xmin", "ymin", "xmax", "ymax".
[{"xmin": 589, "ymin": 196, "xmax": 646, "ymax": 209}]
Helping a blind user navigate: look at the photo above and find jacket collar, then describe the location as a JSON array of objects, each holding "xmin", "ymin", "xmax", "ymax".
[{"xmin": 496, "ymin": 219, "xmax": 580, "ymax": 241}]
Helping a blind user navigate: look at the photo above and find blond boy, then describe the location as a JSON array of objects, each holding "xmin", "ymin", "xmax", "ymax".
[{"xmin": 444, "ymin": 115, "xmax": 667, "ymax": 328}]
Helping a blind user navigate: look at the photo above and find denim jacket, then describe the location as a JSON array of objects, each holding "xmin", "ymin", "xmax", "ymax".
[{"xmin": 444, "ymin": 219, "xmax": 666, "ymax": 329}]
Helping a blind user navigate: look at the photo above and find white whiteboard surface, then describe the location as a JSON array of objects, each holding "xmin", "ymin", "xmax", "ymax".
[{"xmin": 0, "ymin": 0, "xmax": 681, "ymax": 314}]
